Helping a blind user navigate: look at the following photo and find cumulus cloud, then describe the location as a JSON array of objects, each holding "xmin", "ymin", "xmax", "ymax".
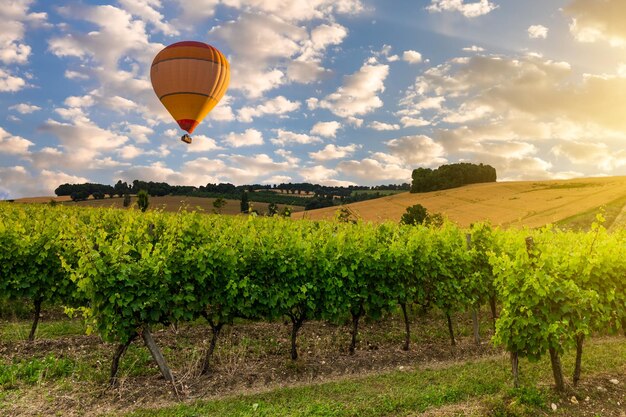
[
  {"xmin": 368, "ymin": 121, "xmax": 400, "ymax": 131},
  {"xmin": 0, "ymin": 166, "xmax": 89, "ymax": 199},
  {"xmin": 309, "ymin": 144, "xmax": 359, "ymax": 161},
  {"xmin": 337, "ymin": 158, "xmax": 412, "ymax": 182},
  {"xmin": 300, "ymin": 165, "xmax": 355, "ymax": 186},
  {"xmin": 385, "ymin": 135, "xmax": 447, "ymax": 167},
  {"xmin": 0, "ymin": 126, "xmax": 33, "ymax": 155},
  {"xmin": 186, "ymin": 135, "xmax": 223, "ymax": 153},
  {"xmin": 237, "ymin": 96, "xmax": 301, "ymax": 122},
  {"xmin": 314, "ymin": 59, "xmax": 389, "ymax": 118},
  {"xmin": 9, "ymin": 103, "xmax": 41, "ymax": 114},
  {"xmin": 403, "ymin": 50, "xmax": 423, "ymax": 64},
  {"xmin": 552, "ymin": 141, "xmax": 626, "ymax": 171},
  {"xmin": 565, "ymin": 0, "xmax": 626, "ymax": 47},
  {"xmin": 118, "ymin": 0, "xmax": 178, "ymax": 36},
  {"xmin": 270, "ymin": 129, "xmax": 322, "ymax": 146},
  {"xmin": 223, "ymin": 128, "xmax": 264, "ymax": 147},
  {"xmin": 0, "ymin": 68, "xmax": 26, "ymax": 92},
  {"xmin": 211, "ymin": 9, "xmax": 353, "ymax": 98},
  {"xmin": 0, "ymin": 0, "xmax": 48, "ymax": 65},
  {"xmin": 310, "ymin": 121, "xmax": 341, "ymax": 137},
  {"xmin": 426, "ymin": 0, "xmax": 498, "ymax": 18},
  {"xmin": 528, "ymin": 25, "xmax": 548, "ymax": 39}
]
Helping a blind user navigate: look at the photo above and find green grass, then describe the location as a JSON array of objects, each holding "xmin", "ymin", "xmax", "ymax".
[
  {"xmin": 0, "ymin": 319, "xmax": 86, "ymax": 342},
  {"xmin": 0, "ymin": 355, "xmax": 77, "ymax": 388},
  {"xmin": 556, "ymin": 194, "xmax": 626, "ymax": 231},
  {"xmin": 127, "ymin": 338, "xmax": 626, "ymax": 417}
]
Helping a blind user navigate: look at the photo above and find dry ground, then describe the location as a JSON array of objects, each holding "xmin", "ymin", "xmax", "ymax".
[{"xmin": 295, "ymin": 176, "xmax": 626, "ymax": 228}]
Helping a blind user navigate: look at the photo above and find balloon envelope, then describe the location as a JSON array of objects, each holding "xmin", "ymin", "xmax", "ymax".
[{"xmin": 150, "ymin": 41, "xmax": 230, "ymax": 134}]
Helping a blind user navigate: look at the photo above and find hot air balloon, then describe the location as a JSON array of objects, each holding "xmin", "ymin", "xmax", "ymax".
[{"xmin": 150, "ymin": 41, "xmax": 230, "ymax": 144}]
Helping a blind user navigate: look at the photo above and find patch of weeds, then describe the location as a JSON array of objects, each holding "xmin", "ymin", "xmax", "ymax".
[{"xmin": 0, "ymin": 355, "xmax": 76, "ymax": 388}]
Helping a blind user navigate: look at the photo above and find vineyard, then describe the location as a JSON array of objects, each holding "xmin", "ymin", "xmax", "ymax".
[{"xmin": 0, "ymin": 203, "xmax": 625, "ymax": 415}]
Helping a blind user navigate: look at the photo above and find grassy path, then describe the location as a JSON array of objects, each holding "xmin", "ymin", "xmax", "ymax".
[{"xmin": 127, "ymin": 337, "xmax": 626, "ymax": 417}]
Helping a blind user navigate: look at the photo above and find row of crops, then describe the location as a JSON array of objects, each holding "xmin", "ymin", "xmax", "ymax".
[{"xmin": 0, "ymin": 203, "xmax": 624, "ymax": 390}]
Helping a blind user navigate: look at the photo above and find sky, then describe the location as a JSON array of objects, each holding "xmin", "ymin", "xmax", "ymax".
[{"xmin": 1, "ymin": 0, "xmax": 626, "ymax": 198}]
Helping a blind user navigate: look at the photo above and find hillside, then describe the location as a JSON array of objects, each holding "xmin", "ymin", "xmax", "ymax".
[
  {"xmin": 12, "ymin": 195, "xmax": 304, "ymax": 216},
  {"xmin": 295, "ymin": 176, "xmax": 626, "ymax": 229}
]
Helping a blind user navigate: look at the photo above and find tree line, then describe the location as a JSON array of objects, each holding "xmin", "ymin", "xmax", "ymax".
[{"xmin": 411, "ymin": 163, "xmax": 497, "ymax": 193}]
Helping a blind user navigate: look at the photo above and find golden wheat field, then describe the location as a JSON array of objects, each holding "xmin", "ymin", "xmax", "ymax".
[{"xmin": 295, "ymin": 176, "xmax": 626, "ymax": 229}]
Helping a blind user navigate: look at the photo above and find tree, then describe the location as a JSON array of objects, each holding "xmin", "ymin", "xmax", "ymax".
[
  {"xmin": 212, "ymin": 197, "xmax": 227, "ymax": 214},
  {"xmin": 280, "ymin": 206, "xmax": 292, "ymax": 217},
  {"xmin": 267, "ymin": 202, "xmax": 278, "ymax": 216},
  {"xmin": 240, "ymin": 190, "xmax": 249, "ymax": 213},
  {"xmin": 137, "ymin": 190, "xmax": 149, "ymax": 212},
  {"xmin": 114, "ymin": 180, "xmax": 129, "ymax": 197},
  {"xmin": 123, "ymin": 193, "xmax": 131, "ymax": 208},
  {"xmin": 400, "ymin": 204, "xmax": 428, "ymax": 226}
]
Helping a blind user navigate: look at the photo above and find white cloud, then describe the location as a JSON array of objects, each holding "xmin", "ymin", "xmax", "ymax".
[
  {"xmin": 463, "ymin": 45, "xmax": 485, "ymax": 52},
  {"xmin": 400, "ymin": 116, "xmax": 430, "ymax": 128},
  {"xmin": 118, "ymin": 0, "xmax": 178, "ymax": 36},
  {"xmin": 385, "ymin": 135, "xmax": 447, "ymax": 167},
  {"xmin": 528, "ymin": 25, "xmax": 548, "ymax": 39},
  {"xmin": 0, "ymin": 0, "xmax": 47, "ymax": 65},
  {"xmin": 300, "ymin": 165, "xmax": 355, "ymax": 186},
  {"xmin": 237, "ymin": 96, "xmax": 301, "ymax": 122},
  {"xmin": 186, "ymin": 135, "xmax": 223, "ymax": 153},
  {"xmin": 552, "ymin": 141, "xmax": 626, "ymax": 171},
  {"xmin": 0, "ymin": 68, "xmax": 26, "ymax": 92},
  {"xmin": 0, "ymin": 126, "xmax": 33, "ymax": 155},
  {"xmin": 368, "ymin": 121, "xmax": 400, "ymax": 131},
  {"xmin": 426, "ymin": 0, "xmax": 498, "ymax": 18},
  {"xmin": 565, "ymin": 0, "xmax": 626, "ymax": 47},
  {"xmin": 0, "ymin": 166, "xmax": 89, "ymax": 199},
  {"xmin": 270, "ymin": 129, "xmax": 322, "ymax": 146},
  {"xmin": 316, "ymin": 59, "xmax": 389, "ymax": 118},
  {"xmin": 275, "ymin": 149, "xmax": 301, "ymax": 165},
  {"xmin": 309, "ymin": 144, "xmax": 359, "ymax": 161},
  {"xmin": 337, "ymin": 158, "xmax": 412, "ymax": 182},
  {"xmin": 403, "ymin": 50, "xmax": 423, "ymax": 64},
  {"xmin": 9, "ymin": 103, "xmax": 41, "ymax": 114},
  {"xmin": 310, "ymin": 121, "xmax": 341, "ymax": 137},
  {"xmin": 224, "ymin": 128, "xmax": 264, "ymax": 148},
  {"xmin": 118, "ymin": 145, "xmax": 143, "ymax": 160}
]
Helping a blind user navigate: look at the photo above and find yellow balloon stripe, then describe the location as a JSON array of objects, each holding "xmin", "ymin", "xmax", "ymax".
[{"xmin": 160, "ymin": 94, "xmax": 218, "ymax": 123}]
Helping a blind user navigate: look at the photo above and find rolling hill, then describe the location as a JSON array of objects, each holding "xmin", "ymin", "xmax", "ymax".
[{"xmin": 294, "ymin": 176, "xmax": 626, "ymax": 229}]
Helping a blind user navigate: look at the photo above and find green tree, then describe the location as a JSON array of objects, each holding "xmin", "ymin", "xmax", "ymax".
[
  {"xmin": 280, "ymin": 206, "xmax": 292, "ymax": 217},
  {"xmin": 400, "ymin": 204, "xmax": 428, "ymax": 226},
  {"xmin": 137, "ymin": 190, "xmax": 149, "ymax": 212},
  {"xmin": 267, "ymin": 202, "xmax": 278, "ymax": 216},
  {"xmin": 240, "ymin": 190, "xmax": 249, "ymax": 213},
  {"xmin": 212, "ymin": 197, "xmax": 226, "ymax": 214},
  {"xmin": 123, "ymin": 193, "xmax": 131, "ymax": 208}
]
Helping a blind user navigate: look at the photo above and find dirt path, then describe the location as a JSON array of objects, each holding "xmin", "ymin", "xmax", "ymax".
[{"xmin": 608, "ymin": 201, "xmax": 626, "ymax": 232}]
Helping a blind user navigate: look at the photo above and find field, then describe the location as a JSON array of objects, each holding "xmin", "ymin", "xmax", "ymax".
[
  {"xmin": 1, "ymin": 183, "xmax": 625, "ymax": 416},
  {"xmin": 295, "ymin": 176, "xmax": 626, "ymax": 229},
  {"xmin": 12, "ymin": 195, "xmax": 304, "ymax": 216}
]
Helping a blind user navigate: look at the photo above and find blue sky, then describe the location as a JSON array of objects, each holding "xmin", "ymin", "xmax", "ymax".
[{"xmin": 1, "ymin": 0, "xmax": 626, "ymax": 198}]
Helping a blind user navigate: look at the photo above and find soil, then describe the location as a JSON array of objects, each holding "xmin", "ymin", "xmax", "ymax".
[{"xmin": 0, "ymin": 313, "xmax": 623, "ymax": 416}]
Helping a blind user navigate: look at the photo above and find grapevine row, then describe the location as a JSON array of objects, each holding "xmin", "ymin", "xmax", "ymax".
[{"xmin": 0, "ymin": 203, "xmax": 624, "ymax": 390}]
